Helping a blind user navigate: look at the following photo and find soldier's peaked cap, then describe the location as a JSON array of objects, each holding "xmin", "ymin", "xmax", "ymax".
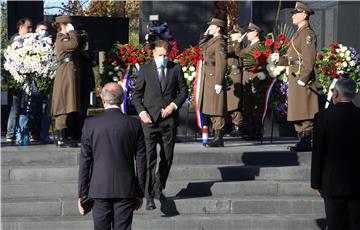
[
  {"xmin": 207, "ymin": 18, "xmax": 226, "ymax": 28},
  {"xmin": 247, "ymin": 22, "xmax": 262, "ymax": 33},
  {"xmin": 291, "ymin": 1, "xmax": 314, "ymax": 15},
  {"xmin": 55, "ymin": 15, "xmax": 72, "ymax": 24}
]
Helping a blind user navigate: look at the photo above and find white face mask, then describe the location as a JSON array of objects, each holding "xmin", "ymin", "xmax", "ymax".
[
  {"xmin": 37, "ymin": 30, "xmax": 48, "ymax": 38},
  {"xmin": 154, "ymin": 56, "xmax": 168, "ymax": 67}
]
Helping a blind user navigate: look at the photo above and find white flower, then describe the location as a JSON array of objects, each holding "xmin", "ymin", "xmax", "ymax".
[
  {"xmin": 182, "ymin": 67, "xmax": 187, "ymax": 72},
  {"xmin": 189, "ymin": 66, "xmax": 195, "ymax": 72},
  {"xmin": 187, "ymin": 75, "xmax": 194, "ymax": 81},
  {"xmin": 342, "ymin": 62, "xmax": 348, "ymax": 68},
  {"xmin": 345, "ymin": 50, "xmax": 351, "ymax": 57},
  {"xmin": 339, "ymin": 52, "xmax": 345, "ymax": 57},
  {"xmin": 184, "ymin": 73, "xmax": 189, "ymax": 79},
  {"xmin": 350, "ymin": 61, "xmax": 356, "ymax": 67},
  {"xmin": 108, "ymin": 71, "xmax": 113, "ymax": 76},
  {"xmin": 338, "ymin": 44, "xmax": 343, "ymax": 48},
  {"xmin": 114, "ymin": 66, "xmax": 120, "ymax": 71},
  {"xmin": 113, "ymin": 77, "xmax": 119, "ymax": 82},
  {"xmin": 346, "ymin": 56, "xmax": 351, "ymax": 62},
  {"xmin": 340, "ymin": 46, "xmax": 348, "ymax": 52},
  {"xmin": 257, "ymin": 72, "xmax": 266, "ymax": 80},
  {"xmin": 336, "ymin": 49, "xmax": 340, "ymax": 53},
  {"xmin": 191, "ymin": 71, "xmax": 196, "ymax": 77}
]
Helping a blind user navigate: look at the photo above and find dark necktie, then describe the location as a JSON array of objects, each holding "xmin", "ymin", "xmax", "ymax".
[{"xmin": 159, "ymin": 66, "xmax": 165, "ymax": 90}]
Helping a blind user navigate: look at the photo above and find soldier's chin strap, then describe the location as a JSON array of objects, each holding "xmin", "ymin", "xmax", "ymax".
[{"xmin": 291, "ymin": 73, "xmax": 333, "ymax": 105}]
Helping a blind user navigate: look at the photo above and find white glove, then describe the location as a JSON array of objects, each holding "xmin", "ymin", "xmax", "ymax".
[
  {"xmin": 297, "ymin": 79, "xmax": 306, "ymax": 87},
  {"xmin": 204, "ymin": 27, "xmax": 210, "ymax": 35},
  {"xmin": 66, "ymin": 23, "xmax": 74, "ymax": 32},
  {"xmin": 238, "ymin": 32, "xmax": 247, "ymax": 42},
  {"xmin": 270, "ymin": 53, "xmax": 279, "ymax": 63},
  {"xmin": 214, "ymin": 84, "xmax": 222, "ymax": 94}
]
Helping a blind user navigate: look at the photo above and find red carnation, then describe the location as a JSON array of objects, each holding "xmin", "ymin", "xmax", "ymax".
[
  {"xmin": 329, "ymin": 55, "xmax": 336, "ymax": 60},
  {"xmin": 258, "ymin": 56, "xmax": 267, "ymax": 66},
  {"xmin": 337, "ymin": 58, "xmax": 343, "ymax": 63},
  {"xmin": 140, "ymin": 58, "xmax": 145, "ymax": 63},
  {"xmin": 265, "ymin": 49, "xmax": 272, "ymax": 57},
  {"xmin": 265, "ymin": 39, "xmax": 274, "ymax": 47},
  {"xmin": 127, "ymin": 50, "xmax": 132, "ymax": 54},
  {"xmin": 278, "ymin": 33, "xmax": 285, "ymax": 41},
  {"xmin": 321, "ymin": 67, "xmax": 327, "ymax": 73},
  {"xmin": 192, "ymin": 59, "xmax": 197, "ymax": 65},
  {"xmin": 120, "ymin": 50, "xmax": 125, "ymax": 55},
  {"xmin": 253, "ymin": 51, "xmax": 262, "ymax": 59},
  {"xmin": 331, "ymin": 66, "xmax": 337, "ymax": 71},
  {"xmin": 317, "ymin": 53, "xmax": 323, "ymax": 60},
  {"xmin": 127, "ymin": 57, "xmax": 132, "ymax": 62},
  {"xmin": 122, "ymin": 57, "xmax": 127, "ymax": 62},
  {"xmin": 193, "ymin": 52, "xmax": 199, "ymax": 58},
  {"xmin": 284, "ymin": 40, "xmax": 289, "ymax": 46},
  {"xmin": 132, "ymin": 56, "xmax": 138, "ymax": 64},
  {"xmin": 188, "ymin": 55, "xmax": 194, "ymax": 60},
  {"xmin": 330, "ymin": 43, "xmax": 339, "ymax": 49},
  {"xmin": 275, "ymin": 41, "xmax": 281, "ymax": 49},
  {"xmin": 332, "ymin": 49, "xmax": 337, "ymax": 54},
  {"xmin": 251, "ymin": 66, "xmax": 258, "ymax": 73},
  {"xmin": 330, "ymin": 72, "xmax": 337, "ymax": 78}
]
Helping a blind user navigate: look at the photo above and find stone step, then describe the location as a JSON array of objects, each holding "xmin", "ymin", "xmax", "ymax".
[
  {"xmin": 2, "ymin": 180, "xmax": 315, "ymax": 199},
  {"xmin": 2, "ymin": 214, "xmax": 327, "ymax": 230},
  {"xmin": 2, "ymin": 195, "xmax": 324, "ymax": 217},
  {"xmin": 1, "ymin": 142, "xmax": 311, "ymax": 167},
  {"xmin": 2, "ymin": 165, "xmax": 311, "ymax": 183}
]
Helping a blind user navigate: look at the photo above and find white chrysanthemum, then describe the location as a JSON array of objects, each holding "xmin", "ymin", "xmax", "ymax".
[
  {"xmin": 189, "ymin": 66, "xmax": 195, "ymax": 72},
  {"xmin": 187, "ymin": 75, "xmax": 194, "ymax": 81},
  {"xmin": 114, "ymin": 66, "xmax": 120, "ymax": 71},
  {"xmin": 346, "ymin": 56, "xmax": 351, "ymax": 62},
  {"xmin": 350, "ymin": 61, "xmax": 356, "ymax": 67},
  {"xmin": 340, "ymin": 46, "xmax": 348, "ymax": 52},
  {"xmin": 191, "ymin": 71, "xmax": 196, "ymax": 77},
  {"xmin": 184, "ymin": 73, "xmax": 189, "ymax": 79},
  {"xmin": 345, "ymin": 50, "xmax": 351, "ymax": 57},
  {"xmin": 338, "ymin": 44, "xmax": 343, "ymax": 48},
  {"xmin": 108, "ymin": 71, "xmax": 113, "ymax": 76},
  {"xmin": 339, "ymin": 52, "xmax": 345, "ymax": 57},
  {"xmin": 182, "ymin": 67, "xmax": 187, "ymax": 72},
  {"xmin": 113, "ymin": 77, "xmax": 119, "ymax": 82},
  {"xmin": 342, "ymin": 62, "xmax": 348, "ymax": 68}
]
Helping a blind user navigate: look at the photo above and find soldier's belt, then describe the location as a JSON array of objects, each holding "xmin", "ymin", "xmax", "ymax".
[
  {"xmin": 289, "ymin": 60, "xmax": 300, "ymax": 65},
  {"xmin": 231, "ymin": 65, "xmax": 241, "ymax": 69},
  {"xmin": 58, "ymin": 57, "xmax": 73, "ymax": 64}
]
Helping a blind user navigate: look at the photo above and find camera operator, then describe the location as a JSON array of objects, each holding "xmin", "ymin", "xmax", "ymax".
[{"xmin": 145, "ymin": 22, "xmax": 179, "ymax": 61}]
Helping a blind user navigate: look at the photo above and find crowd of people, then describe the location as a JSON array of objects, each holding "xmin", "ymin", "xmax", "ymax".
[{"xmin": 4, "ymin": 16, "xmax": 95, "ymax": 147}]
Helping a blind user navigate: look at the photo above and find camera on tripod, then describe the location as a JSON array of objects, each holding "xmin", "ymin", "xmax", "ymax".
[{"xmin": 146, "ymin": 15, "xmax": 168, "ymax": 44}]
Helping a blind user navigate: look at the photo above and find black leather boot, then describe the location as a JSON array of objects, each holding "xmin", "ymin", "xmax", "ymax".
[
  {"xmin": 207, "ymin": 130, "xmax": 224, "ymax": 147},
  {"xmin": 229, "ymin": 125, "xmax": 243, "ymax": 137},
  {"xmin": 289, "ymin": 131, "xmax": 312, "ymax": 152}
]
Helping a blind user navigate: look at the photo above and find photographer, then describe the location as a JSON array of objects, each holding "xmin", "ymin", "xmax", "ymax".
[{"xmin": 145, "ymin": 22, "xmax": 179, "ymax": 61}]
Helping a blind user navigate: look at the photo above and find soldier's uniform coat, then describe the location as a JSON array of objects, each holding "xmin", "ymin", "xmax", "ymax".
[
  {"xmin": 278, "ymin": 24, "xmax": 318, "ymax": 121},
  {"xmin": 198, "ymin": 35, "xmax": 227, "ymax": 116},
  {"xmin": 52, "ymin": 31, "xmax": 80, "ymax": 116},
  {"xmin": 227, "ymin": 41, "xmax": 243, "ymax": 111}
]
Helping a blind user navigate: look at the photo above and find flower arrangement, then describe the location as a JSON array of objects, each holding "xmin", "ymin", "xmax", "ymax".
[
  {"xmin": 174, "ymin": 47, "xmax": 203, "ymax": 102},
  {"xmin": 3, "ymin": 33, "xmax": 56, "ymax": 95},
  {"xmin": 316, "ymin": 43, "xmax": 360, "ymax": 94}
]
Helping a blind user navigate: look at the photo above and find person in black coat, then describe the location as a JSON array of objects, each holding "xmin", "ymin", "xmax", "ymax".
[
  {"xmin": 311, "ymin": 78, "xmax": 360, "ymax": 230},
  {"xmin": 78, "ymin": 83, "xmax": 146, "ymax": 230},
  {"xmin": 133, "ymin": 40, "xmax": 188, "ymax": 210}
]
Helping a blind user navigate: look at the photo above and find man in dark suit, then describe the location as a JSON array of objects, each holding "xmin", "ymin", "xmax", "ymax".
[
  {"xmin": 311, "ymin": 78, "xmax": 360, "ymax": 230},
  {"xmin": 133, "ymin": 40, "xmax": 188, "ymax": 210},
  {"xmin": 78, "ymin": 83, "xmax": 146, "ymax": 230}
]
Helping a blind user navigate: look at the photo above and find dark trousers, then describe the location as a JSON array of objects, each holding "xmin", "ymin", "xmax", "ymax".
[
  {"xmin": 92, "ymin": 198, "xmax": 135, "ymax": 230},
  {"xmin": 324, "ymin": 196, "xmax": 360, "ymax": 230},
  {"xmin": 142, "ymin": 120, "xmax": 176, "ymax": 198}
]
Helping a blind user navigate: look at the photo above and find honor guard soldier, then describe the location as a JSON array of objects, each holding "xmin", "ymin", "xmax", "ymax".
[
  {"xmin": 271, "ymin": 1, "xmax": 318, "ymax": 152},
  {"xmin": 227, "ymin": 25, "xmax": 246, "ymax": 137},
  {"xmin": 198, "ymin": 18, "xmax": 227, "ymax": 147}
]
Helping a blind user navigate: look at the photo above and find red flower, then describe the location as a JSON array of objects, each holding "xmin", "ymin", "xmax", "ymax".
[
  {"xmin": 331, "ymin": 49, "xmax": 337, "ymax": 54},
  {"xmin": 330, "ymin": 43, "xmax": 339, "ymax": 49},
  {"xmin": 265, "ymin": 39, "xmax": 274, "ymax": 47},
  {"xmin": 330, "ymin": 72, "xmax": 337, "ymax": 78},
  {"xmin": 193, "ymin": 52, "xmax": 199, "ymax": 58},
  {"xmin": 275, "ymin": 42, "xmax": 281, "ymax": 49},
  {"xmin": 278, "ymin": 33, "xmax": 285, "ymax": 41},
  {"xmin": 251, "ymin": 66, "xmax": 258, "ymax": 73},
  {"xmin": 317, "ymin": 53, "xmax": 323, "ymax": 60},
  {"xmin": 127, "ymin": 49, "xmax": 132, "ymax": 54},
  {"xmin": 127, "ymin": 57, "xmax": 132, "ymax": 62},
  {"xmin": 284, "ymin": 40, "xmax": 289, "ymax": 46},
  {"xmin": 120, "ymin": 50, "xmax": 125, "ymax": 55},
  {"xmin": 258, "ymin": 56, "xmax": 267, "ymax": 66},
  {"xmin": 331, "ymin": 66, "xmax": 337, "ymax": 71},
  {"xmin": 122, "ymin": 57, "xmax": 127, "ymax": 62},
  {"xmin": 329, "ymin": 55, "xmax": 336, "ymax": 60},
  {"xmin": 108, "ymin": 57, "xmax": 113, "ymax": 62},
  {"xmin": 132, "ymin": 56, "xmax": 138, "ymax": 64},
  {"xmin": 337, "ymin": 58, "xmax": 343, "ymax": 63},
  {"xmin": 140, "ymin": 58, "xmax": 145, "ymax": 63},
  {"xmin": 265, "ymin": 49, "xmax": 272, "ymax": 57},
  {"xmin": 192, "ymin": 59, "xmax": 197, "ymax": 65},
  {"xmin": 253, "ymin": 51, "xmax": 262, "ymax": 59},
  {"xmin": 321, "ymin": 67, "xmax": 327, "ymax": 73},
  {"xmin": 188, "ymin": 55, "xmax": 194, "ymax": 60}
]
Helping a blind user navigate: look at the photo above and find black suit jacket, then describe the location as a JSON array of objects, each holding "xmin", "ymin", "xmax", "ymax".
[
  {"xmin": 133, "ymin": 61, "xmax": 188, "ymax": 124},
  {"xmin": 311, "ymin": 102, "xmax": 360, "ymax": 197},
  {"xmin": 78, "ymin": 108, "xmax": 146, "ymax": 198}
]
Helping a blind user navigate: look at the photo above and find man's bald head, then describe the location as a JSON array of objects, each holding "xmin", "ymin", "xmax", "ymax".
[{"xmin": 101, "ymin": 82, "xmax": 123, "ymax": 106}]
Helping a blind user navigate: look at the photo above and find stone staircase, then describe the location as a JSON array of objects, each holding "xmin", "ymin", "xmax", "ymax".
[{"xmin": 1, "ymin": 140, "xmax": 326, "ymax": 230}]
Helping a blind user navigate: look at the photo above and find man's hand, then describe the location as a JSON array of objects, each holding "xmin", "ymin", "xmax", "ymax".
[
  {"xmin": 134, "ymin": 197, "xmax": 143, "ymax": 210},
  {"xmin": 78, "ymin": 198, "xmax": 85, "ymax": 215},
  {"xmin": 161, "ymin": 103, "xmax": 176, "ymax": 118},
  {"xmin": 270, "ymin": 53, "xmax": 279, "ymax": 64},
  {"xmin": 214, "ymin": 84, "xmax": 222, "ymax": 94},
  {"xmin": 314, "ymin": 189, "xmax": 321, "ymax": 197},
  {"xmin": 139, "ymin": 111, "xmax": 152, "ymax": 124},
  {"xmin": 66, "ymin": 23, "xmax": 74, "ymax": 32},
  {"xmin": 297, "ymin": 79, "xmax": 306, "ymax": 87}
]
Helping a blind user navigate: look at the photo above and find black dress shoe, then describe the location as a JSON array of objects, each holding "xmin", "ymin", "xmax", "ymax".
[
  {"xmin": 145, "ymin": 198, "xmax": 156, "ymax": 210},
  {"xmin": 154, "ymin": 189, "xmax": 166, "ymax": 200}
]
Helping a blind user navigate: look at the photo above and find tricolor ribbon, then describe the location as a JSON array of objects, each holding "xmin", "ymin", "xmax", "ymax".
[
  {"xmin": 261, "ymin": 78, "xmax": 277, "ymax": 124},
  {"xmin": 193, "ymin": 60, "xmax": 203, "ymax": 128},
  {"xmin": 119, "ymin": 65, "xmax": 132, "ymax": 114}
]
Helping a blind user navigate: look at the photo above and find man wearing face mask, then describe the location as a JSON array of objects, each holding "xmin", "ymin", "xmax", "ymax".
[
  {"xmin": 133, "ymin": 40, "xmax": 188, "ymax": 210},
  {"xmin": 35, "ymin": 22, "xmax": 49, "ymax": 38}
]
